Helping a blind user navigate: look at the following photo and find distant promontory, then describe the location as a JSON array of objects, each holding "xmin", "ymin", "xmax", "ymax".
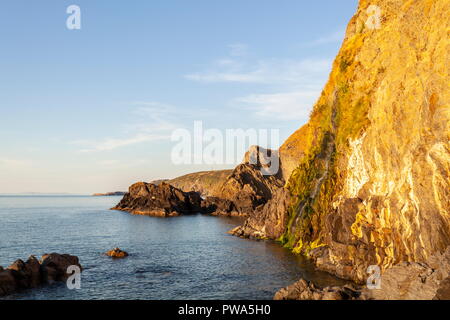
[{"xmin": 92, "ymin": 191, "xmax": 127, "ymax": 196}]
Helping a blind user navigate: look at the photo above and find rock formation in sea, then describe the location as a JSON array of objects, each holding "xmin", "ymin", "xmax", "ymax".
[
  {"xmin": 115, "ymin": 146, "xmax": 283, "ymax": 218},
  {"xmin": 0, "ymin": 253, "xmax": 82, "ymax": 296},
  {"xmin": 112, "ymin": 181, "xmax": 205, "ymax": 217},
  {"xmin": 105, "ymin": 248, "xmax": 129, "ymax": 259},
  {"xmin": 231, "ymin": 0, "xmax": 450, "ymax": 296}
]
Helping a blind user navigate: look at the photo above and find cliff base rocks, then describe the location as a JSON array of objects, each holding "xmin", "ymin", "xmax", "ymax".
[
  {"xmin": 275, "ymin": 248, "xmax": 450, "ymax": 300},
  {"xmin": 274, "ymin": 278, "xmax": 361, "ymax": 300}
]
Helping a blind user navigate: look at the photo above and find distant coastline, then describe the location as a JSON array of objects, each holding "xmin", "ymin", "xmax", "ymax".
[{"xmin": 92, "ymin": 191, "xmax": 127, "ymax": 197}]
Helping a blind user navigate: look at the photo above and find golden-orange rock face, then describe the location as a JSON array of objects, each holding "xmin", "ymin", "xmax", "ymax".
[{"xmin": 274, "ymin": 0, "xmax": 450, "ymax": 282}]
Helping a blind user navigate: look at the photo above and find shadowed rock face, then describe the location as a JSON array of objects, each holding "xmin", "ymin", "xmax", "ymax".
[
  {"xmin": 112, "ymin": 182, "xmax": 204, "ymax": 217},
  {"xmin": 229, "ymin": 188, "xmax": 291, "ymax": 239},
  {"xmin": 218, "ymin": 164, "xmax": 284, "ymax": 216},
  {"xmin": 0, "ymin": 253, "xmax": 82, "ymax": 296},
  {"xmin": 114, "ymin": 147, "xmax": 284, "ymax": 218}
]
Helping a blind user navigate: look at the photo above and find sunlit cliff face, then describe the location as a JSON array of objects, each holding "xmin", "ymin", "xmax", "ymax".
[{"xmin": 273, "ymin": 0, "xmax": 450, "ymax": 282}]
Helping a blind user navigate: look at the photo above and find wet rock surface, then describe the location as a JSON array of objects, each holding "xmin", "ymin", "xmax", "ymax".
[
  {"xmin": 105, "ymin": 248, "xmax": 129, "ymax": 259},
  {"xmin": 0, "ymin": 253, "xmax": 82, "ymax": 296}
]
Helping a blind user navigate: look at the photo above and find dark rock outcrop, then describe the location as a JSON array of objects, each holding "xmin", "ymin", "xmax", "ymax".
[
  {"xmin": 219, "ymin": 164, "xmax": 283, "ymax": 216},
  {"xmin": 0, "ymin": 253, "xmax": 82, "ymax": 296},
  {"xmin": 114, "ymin": 149, "xmax": 284, "ymax": 218},
  {"xmin": 7, "ymin": 256, "xmax": 41, "ymax": 288},
  {"xmin": 40, "ymin": 253, "xmax": 82, "ymax": 283},
  {"xmin": 229, "ymin": 188, "xmax": 291, "ymax": 239},
  {"xmin": 0, "ymin": 269, "xmax": 18, "ymax": 296},
  {"xmin": 201, "ymin": 197, "xmax": 240, "ymax": 217},
  {"xmin": 112, "ymin": 182, "xmax": 204, "ymax": 217}
]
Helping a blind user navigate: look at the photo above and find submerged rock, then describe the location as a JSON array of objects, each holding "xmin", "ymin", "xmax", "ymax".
[
  {"xmin": 105, "ymin": 248, "xmax": 129, "ymax": 259},
  {"xmin": 0, "ymin": 253, "xmax": 82, "ymax": 296}
]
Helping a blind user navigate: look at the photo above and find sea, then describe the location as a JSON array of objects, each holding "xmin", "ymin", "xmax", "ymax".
[{"xmin": 0, "ymin": 195, "xmax": 346, "ymax": 300}]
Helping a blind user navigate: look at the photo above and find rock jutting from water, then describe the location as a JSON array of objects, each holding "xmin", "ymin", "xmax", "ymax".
[
  {"xmin": 114, "ymin": 146, "xmax": 284, "ymax": 218},
  {"xmin": 0, "ymin": 253, "xmax": 82, "ymax": 297},
  {"xmin": 105, "ymin": 248, "xmax": 129, "ymax": 259},
  {"xmin": 112, "ymin": 182, "xmax": 204, "ymax": 217}
]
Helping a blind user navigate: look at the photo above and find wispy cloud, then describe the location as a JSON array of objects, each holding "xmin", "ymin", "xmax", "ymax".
[
  {"xmin": 186, "ymin": 43, "xmax": 333, "ymax": 121},
  {"xmin": 76, "ymin": 133, "xmax": 170, "ymax": 153},
  {"xmin": 185, "ymin": 58, "xmax": 331, "ymax": 85},
  {"xmin": 236, "ymin": 90, "xmax": 320, "ymax": 121},
  {"xmin": 72, "ymin": 102, "xmax": 179, "ymax": 152}
]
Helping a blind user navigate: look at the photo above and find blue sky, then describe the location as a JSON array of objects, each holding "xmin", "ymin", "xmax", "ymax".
[{"xmin": 0, "ymin": 0, "xmax": 358, "ymax": 194}]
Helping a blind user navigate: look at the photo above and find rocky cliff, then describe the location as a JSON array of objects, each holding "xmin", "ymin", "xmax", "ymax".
[
  {"xmin": 234, "ymin": 0, "xmax": 450, "ymax": 285},
  {"xmin": 112, "ymin": 182, "xmax": 204, "ymax": 217},
  {"xmin": 116, "ymin": 145, "xmax": 283, "ymax": 218}
]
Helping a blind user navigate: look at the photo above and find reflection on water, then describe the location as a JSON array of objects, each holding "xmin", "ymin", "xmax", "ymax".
[{"xmin": 0, "ymin": 195, "xmax": 347, "ymax": 300}]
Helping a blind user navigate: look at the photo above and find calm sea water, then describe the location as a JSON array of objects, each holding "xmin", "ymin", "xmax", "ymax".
[{"xmin": 0, "ymin": 195, "xmax": 346, "ymax": 300}]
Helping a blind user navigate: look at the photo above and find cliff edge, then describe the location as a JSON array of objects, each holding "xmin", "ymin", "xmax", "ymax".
[{"xmin": 235, "ymin": 0, "xmax": 450, "ymax": 285}]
